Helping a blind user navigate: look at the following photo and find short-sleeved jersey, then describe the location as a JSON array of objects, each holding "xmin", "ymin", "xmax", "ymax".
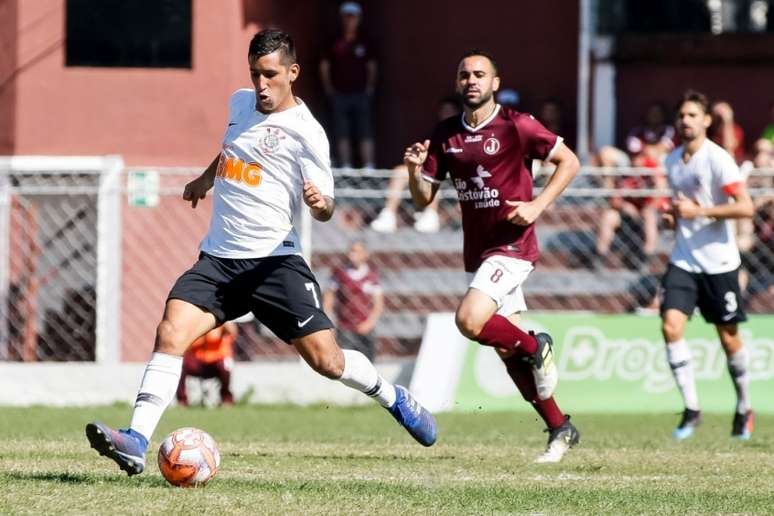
[
  {"xmin": 200, "ymin": 89, "xmax": 334, "ymax": 259},
  {"xmin": 665, "ymin": 139, "xmax": 744, "ymax": 274},
  {"xmin": 189, "ymin": 326, "xmax": 234, "ymax": 364},
  {"xmin": 329, "ymin": 264, "xmax": 382, "ymax": 331},
  {"xmin": 422, "ymin": 105, "xmax": 561, "ymax": 272}
]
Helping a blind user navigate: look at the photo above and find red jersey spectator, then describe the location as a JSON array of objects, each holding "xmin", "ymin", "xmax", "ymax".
[
  {"xmin": 323, "ymin": 241, "xmax": 384, "ymax": 361},
  {"xmin": 710, "ymin": 100, "xmax": 745, "ymax": 164},
  {"xmin": 319, "ymin": 2, "xmax": 377, "ymax": 169},
  {"xmin": 176, "ymin": 322, "xmax": 237, "ymax": 406}
]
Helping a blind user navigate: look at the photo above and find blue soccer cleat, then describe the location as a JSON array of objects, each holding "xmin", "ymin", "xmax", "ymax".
[
  {"xmin": 388, "ymin": 386, "xmax": 437, "ymax": 447},
  {"xmin": 85, "ymin": 422, "xmax": 146, "ymax": 476},
  {"xmin": 672, "ymin": 408, "xmax": 702, "ymax": 440}
]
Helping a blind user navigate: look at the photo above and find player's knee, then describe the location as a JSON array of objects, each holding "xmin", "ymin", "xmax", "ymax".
[
  {"xmin": 308, "ymin": 350, "xmax": 344, "ymax": 379},
  {"xmin": 455, "ymin": 310, "xmax": 484, "ymax": 340},
  {"xmin": 155, "ymin": 320, "xmax": 188, "ymax": 355},
  {"xmin": 661, "ymin": 319, "xmax": 681, "ymax": 342}
]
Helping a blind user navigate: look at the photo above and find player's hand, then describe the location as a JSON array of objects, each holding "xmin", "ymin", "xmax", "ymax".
[
  {"xmin": 183, "ymin": 175, "xmax": 213, "ymax": 209},
  {"xmin": 303, "ymin": 181, "xmax": 326, "ymax": 210},
  {"xmin": 505, "ymin": 199, "xmax": 543, "ymax": 225},
  {"xmin": 661, "ymin": 212, "xmax": 675, "ymax": 229},
  {"xmin": 356, "ymin": 320, "xmax": 375, "ymax": 334},
  {"xmin": 403, "ymin": 140, "xmax": 430, "ymax": 171},
  {"xmin": 673, "ymin": 192, "xmax": 702, "ymax": 219}
]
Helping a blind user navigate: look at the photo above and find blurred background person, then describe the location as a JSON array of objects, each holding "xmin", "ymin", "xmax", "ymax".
[
  {"xmin": 709, "ymin": 100, "xmax": 746, "ymax": 164},
  {"xmin": 370, "ymin": 96, "xmax": 462, "ymax": 233},
  {"xmin": 320, "ymin": 1, "xmax": 377, "ymax": 169},
  {"xmin": 760, "ymin": 101, "xmax": 774, "ymax": 143},
  {"xmin": 176, "ymin": 322, "xmax": 238, "ymax": 407},
  {"xmin": 323, "ymin": 241, "xmax": 384, "ymax": 361}
]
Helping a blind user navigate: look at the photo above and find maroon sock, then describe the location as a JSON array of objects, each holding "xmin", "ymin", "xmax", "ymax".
[
  {"xmin": 476, "ymin": 314, "xmax": 538, "ymax": 354},
  {"xmin": 504, "ymin": 354, "xmax": 566, "ymax": 429}
]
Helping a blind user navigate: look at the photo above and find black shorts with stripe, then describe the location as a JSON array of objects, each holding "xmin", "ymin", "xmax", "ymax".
[
  {"xmin": 168, "ymin": 252, "xmax": 333, "ymax": 343},
  {"xmin": 660, "ymin": 264, "xmax": 747, "ymax": 325}
]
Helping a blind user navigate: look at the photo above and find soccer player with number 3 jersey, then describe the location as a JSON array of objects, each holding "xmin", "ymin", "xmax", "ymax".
[
  {"xmin": 405, "ymin": 50, "xmax": 581, "ymax": 463},
  {"xmin": 661, "ymin": 91, "xmax": 756, "ymax": 440},
  {"xmin": 85, "ymin": 30, "xmax": 436, "ymax": 477}
]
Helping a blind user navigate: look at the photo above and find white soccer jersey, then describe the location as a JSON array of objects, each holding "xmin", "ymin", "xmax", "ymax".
[
  {"xmin": 664, "ymin": 139, "xmax": 744, "ymax": 274},
  {"xmin": 200, "ymin": 89, "xmax": 334, "ymax": 259}
]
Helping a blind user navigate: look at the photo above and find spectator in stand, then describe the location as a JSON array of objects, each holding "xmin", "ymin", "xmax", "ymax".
[
  {"xmin": 323, "ymin": 241, "xmax": 384, "ymax": 361},
  {"xmin": 370, "ymin": 97, "xmax": 462, "ymax": 233},
  {"xmin": 759, "ymin": 102, "xmax": 774, "ymax": 143},
  {"xmin": 709, "ymin": 100, "xmax": 746, "ymax": 164},
  {"xmin": 319, "ymin": 2, "xmax": 377, "ymax": 169},
  {"xmin": 497, "ymin": 88, "xmax": 520, "ymax": 109},
  {"xmin": 537, "ymin": 98, "xmax": 565, "ymax": 138},
  {"xmin": 740, "ymin": 138, "xmax": 774, "ymax": 295},
  {"xmin": 176, "ymin": 322, "xmax": 238, "ymax": 407},
  {"xmin": 594, "ymin": 102, "xmax": 671, "ymax": 271}
]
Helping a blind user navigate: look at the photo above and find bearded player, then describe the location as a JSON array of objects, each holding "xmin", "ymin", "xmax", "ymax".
[{"xmin": 405, "ymin": 50, "xmax": 581, "ymax": 463}]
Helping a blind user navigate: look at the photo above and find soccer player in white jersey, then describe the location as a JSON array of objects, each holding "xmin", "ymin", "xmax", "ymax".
[
  {"xmin": 661, "ymin": 90, "xmax": 755, "ymax": 440},
  {"xmin": 85, "ymin": 30, "xmax": 436, "ymax": 476}
]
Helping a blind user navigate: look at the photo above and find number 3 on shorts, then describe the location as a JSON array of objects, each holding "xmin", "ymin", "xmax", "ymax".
[{"xmin": 305, "ymin": 282, "xmax": 320, "ymax": 308}]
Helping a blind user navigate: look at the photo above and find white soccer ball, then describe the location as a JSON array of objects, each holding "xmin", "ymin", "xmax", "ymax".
[{"xmin": 157, "ymin": 427, "xmax": 220, "ymax": 487}]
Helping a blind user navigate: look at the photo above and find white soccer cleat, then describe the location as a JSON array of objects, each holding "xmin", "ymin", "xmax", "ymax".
[
  {"xmin": 413, "ymin": 208, "xmax": 440, "ymax": 233},
  {"xmin": 534, "ymin": 416, "xmax": 580, "ymax": 464},
  {"xmin": 530, "ymin": 331, "xmax": 558, "ymax": 400},
  {"xmin": 370, "ymin": 209, "xmax": 397, "ymax": 233}
]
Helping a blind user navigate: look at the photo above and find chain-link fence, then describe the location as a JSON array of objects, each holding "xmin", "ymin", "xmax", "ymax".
[{"xmin": 1, "ymin": 160, "xmax": 772, "ymax": 362}]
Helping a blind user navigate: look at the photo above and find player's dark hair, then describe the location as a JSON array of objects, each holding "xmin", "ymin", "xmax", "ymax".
[
  {"xmin": 248, "ymin": 29, "xmax": 297, "ymax": 64},
  {"xmin": 458, "ymin": 49, "xmax": 498, "ymax": 74},
  {"xmin": 680, "ymin": 90, "xmax": 710, "ymax": 114}
]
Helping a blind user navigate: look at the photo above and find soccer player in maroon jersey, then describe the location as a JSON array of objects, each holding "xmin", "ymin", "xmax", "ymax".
[{"xmin": 405, "ymin": 50, "xmax": 581, "ymax": 463}]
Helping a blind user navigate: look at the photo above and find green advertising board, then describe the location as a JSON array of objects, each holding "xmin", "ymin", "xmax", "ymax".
[{"xmin": 454, "ymin": 313, "xmax": 774, "ymax": 413}]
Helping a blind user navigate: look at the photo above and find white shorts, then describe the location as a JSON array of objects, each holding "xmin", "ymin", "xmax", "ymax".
[{"xmin": 466, "ymin": 255, "xmax": 534, "ymax": 316}]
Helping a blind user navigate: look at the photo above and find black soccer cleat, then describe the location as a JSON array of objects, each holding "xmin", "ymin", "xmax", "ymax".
[
  {"xmin": 673, "ymin": 408, "xmax": 703, "ymax": 440},
  {"xmin": 731, "ymin": 410, "xmax": 754, "ymax": 440},
  {"xmin": 534, "ymin": 415, "xmax": 580, "ymax": 463}
]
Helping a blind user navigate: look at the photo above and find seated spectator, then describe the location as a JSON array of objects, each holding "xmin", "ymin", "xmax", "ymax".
[
  {"xmin": 760, "ymin": 102, "xmax": 774, "ymax": 143},
  {"xmin": 370, "ymin": 97, "xmax": 461, "ymax": 233},
  {"xmin": 176, "ymin": 322, "xmax": 237, "ymax": 407},
  {"xmin": 323, "ymin": 241, "xmax": 384, "ymax": 361},
  {"xmin": 625, "ymin": 102, "xmax": 675, "ymax": 161},
  {"xmin": 593, "ymin": 102, "xmax": 671, "ymax": 271},
  {"xmin": 709, "ymin": 100, "xmax": 746, "ymax": 164}
]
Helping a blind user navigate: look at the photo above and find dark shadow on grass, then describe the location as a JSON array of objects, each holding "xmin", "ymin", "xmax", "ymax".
[{"xmin": 1, "ymin": 470, "xmax": 167, "ymax": 486}]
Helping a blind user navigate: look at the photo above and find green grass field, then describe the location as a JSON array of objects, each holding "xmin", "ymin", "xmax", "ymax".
[{"xmin": 0, "ymin": 405, "xmax": 770, "ymax": 514}]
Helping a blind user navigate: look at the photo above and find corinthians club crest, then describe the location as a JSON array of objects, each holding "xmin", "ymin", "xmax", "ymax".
[{"xmin": 259, "ymin": 127, "xmax": 285, "ymax": 154}]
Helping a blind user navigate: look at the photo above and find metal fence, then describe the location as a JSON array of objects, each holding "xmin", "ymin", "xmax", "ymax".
[{"xmin": 1, "ymin": 160, "xmax": 772, "ymax": 362}]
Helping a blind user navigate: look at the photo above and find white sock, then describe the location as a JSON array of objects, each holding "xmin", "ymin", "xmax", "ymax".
[
  {"xmin": 338, "ymin": 349, "xmax": 396, "ymax": 408},
  {"xmin": 129, "ymin": 352, "xmax": 183, "ymax": 442},
  {"xmin": 727, "ymin": 347, "xmax": 751, "ymax": 414},
  {"xmin": 666, "ymin": 340, "xmax": 699, "ymax": 411}
]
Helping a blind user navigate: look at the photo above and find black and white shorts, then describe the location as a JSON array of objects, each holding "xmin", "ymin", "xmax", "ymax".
[
  {"xmin": 168, "ymin": 252, "xmax": 333, "ymax": 343},
  {"xmin": 660, "ymin": 264, "xmax": 747, "ymax": 325}
]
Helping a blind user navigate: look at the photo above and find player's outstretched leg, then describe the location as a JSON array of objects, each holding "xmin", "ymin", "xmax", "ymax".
[
  {"xmin": 85, "ymin": 422, "xmax": 148, "ymax": 476},
  {"xmin": 673, "ymin": 408, "xmax": 703, "ymax": 440},
  {"xmin": 503, "ymin": 353, "xmax": 578, "ymax": 463},
  {"xmin": 86, "ymin": 351, "xmax": 182, "ymax": 474},
  {"xmin": 334, "ymin": 348, "xmax": 437, "ymax": 446}
]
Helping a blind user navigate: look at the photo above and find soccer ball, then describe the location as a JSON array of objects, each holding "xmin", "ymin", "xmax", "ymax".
[{"xmin": 157, "ymin": 427, "xmax": 220, "ymax": 487}]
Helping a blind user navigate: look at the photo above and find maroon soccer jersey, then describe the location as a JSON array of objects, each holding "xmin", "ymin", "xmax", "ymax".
[
  {"xmin": 330, "ymin": 265, "xmax": 382, "ymax": 332},
  {"xmin": 422, "ymin": 105, "xmax": 560, "ymax": 272}
]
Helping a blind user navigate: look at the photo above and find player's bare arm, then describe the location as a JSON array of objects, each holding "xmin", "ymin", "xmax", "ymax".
[
  {"xmin": 304, "ymin": 181, "xmax": 335, "ymax": 221},
  {"xmin": 405, "ymin": 139, "xmax": 439, "ymax": 208},
  {"xmin": 506, "ymin": 143, "xmax": 580, "ymax": 225},
  {"xmin": 183, "ymin": 153, "xmax": 220, "ymax": 208},
  {"xmin": 673, "ymin": 188, "xmax": 754, "ymax": 220}
]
